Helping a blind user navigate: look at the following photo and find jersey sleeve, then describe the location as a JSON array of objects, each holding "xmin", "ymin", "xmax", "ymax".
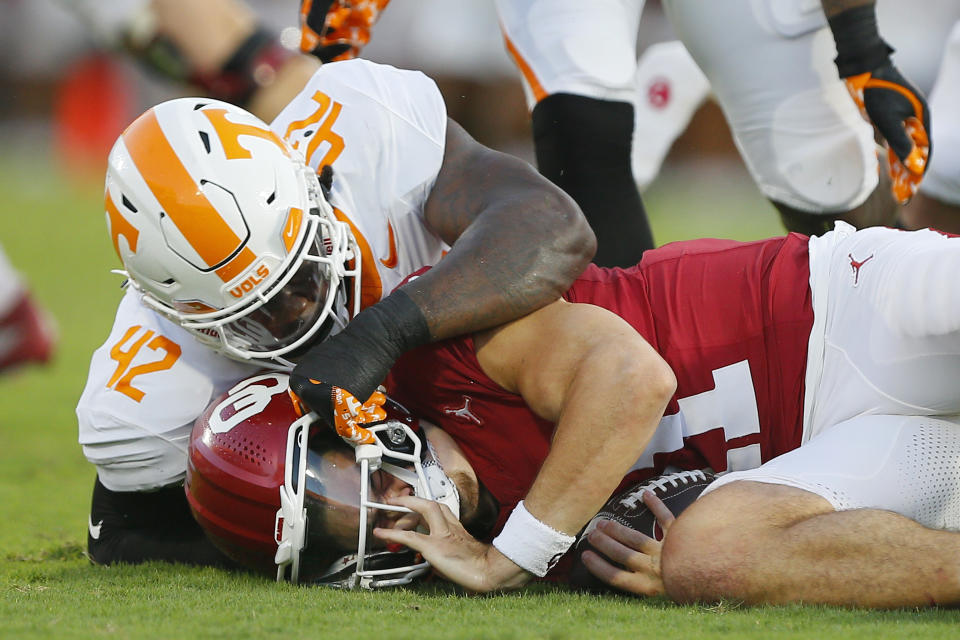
[
  {"xmin": 76, "ymin": 289, "xmax": 260, "ymax": 491},
  {"xmin": 270, "ymin": 58, "xmax": 448, "ymax": 217}
]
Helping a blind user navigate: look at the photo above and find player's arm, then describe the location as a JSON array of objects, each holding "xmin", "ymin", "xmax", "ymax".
[
  {"xmin": 376, "ymin": 300, "xmax": 676, "ymax": 592},
  {"xmin": 63, "ymin": 0, "xmax": 320, "ymax": 122},
  {"xmin": 821, "ymin": 0, "xmax": 930, "ymax": 203},
  {"xmin": 290, "ymin": 121, "xmax": 596, "ymax": 442},
  {"xmin": 411, "ymin": 119, "xmax": 596, "ymax": 340}
]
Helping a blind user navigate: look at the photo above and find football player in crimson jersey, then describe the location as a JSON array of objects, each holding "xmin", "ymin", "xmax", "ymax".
[
  {"xmin": 78, "ymin": 57, "xmax": 593, "ymax": 568},
  {"xmin": 190, "ymin": 221, "xmax": 960, "ymax": 606},
  {"xmin": 371, "ymin": 222, "xmax": 960, "ymax": 606}
]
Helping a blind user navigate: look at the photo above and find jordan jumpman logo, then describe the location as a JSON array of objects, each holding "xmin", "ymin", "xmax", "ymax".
[{"xmin": 848, "ymin": 253, "xmax": 874, "ymax": 286}]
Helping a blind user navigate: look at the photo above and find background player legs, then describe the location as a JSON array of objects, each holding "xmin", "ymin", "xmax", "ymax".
[
  {"xmin": 497, "ymin": 0, "xmax": 652, "ymax": 267},
  {"xmin": 662, "ymin": 481, "xmax": 960, "ymax": 607},
  {"xmin": 533, "ymin": 94, "xmax": 654, "ymax": 267},
  {"xmin": 664, "ymin": 0, "xmax": 897, "ymax": 236}
]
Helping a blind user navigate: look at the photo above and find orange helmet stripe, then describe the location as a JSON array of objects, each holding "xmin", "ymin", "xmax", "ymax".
[
  {"xmin": 105, "ymin": 192, "xmax": 140, "ymax": 260},
  {"xmin": 122, "ymin": 109, "xmax": 255, "ymax": 281}
]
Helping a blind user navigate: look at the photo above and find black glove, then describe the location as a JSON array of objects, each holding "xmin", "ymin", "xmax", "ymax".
[
  {"xmin": 829, "ymin": 5, "xmax": 931, "ymax": 204},
  {"xmin": 289, "ymin": 289, "xmax": 430, "ymax": 432}
]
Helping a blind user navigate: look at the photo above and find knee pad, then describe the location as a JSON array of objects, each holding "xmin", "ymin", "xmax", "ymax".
[{"xmin": 739, "ymin": 91, "xmax": 879, "ymax": 214}]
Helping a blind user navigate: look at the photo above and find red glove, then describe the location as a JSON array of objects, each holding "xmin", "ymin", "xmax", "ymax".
[{"xmin": 299, "ymin": 0, "xmax": 391, "ymax": 63}]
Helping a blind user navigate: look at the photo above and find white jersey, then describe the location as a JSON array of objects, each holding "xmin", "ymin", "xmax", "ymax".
[{"xmin": 78, "ymin": 60, "xmax": 450, "ymax": 492}]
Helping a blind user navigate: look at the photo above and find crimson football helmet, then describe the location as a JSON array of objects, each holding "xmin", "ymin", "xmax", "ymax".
[
  {"xmin": 186, "ymin": 372, "xmax": 459, "ymax": 588},
  {"xmin": 104, "ymin": 97, "xmax": 360, "ymax": 367}
]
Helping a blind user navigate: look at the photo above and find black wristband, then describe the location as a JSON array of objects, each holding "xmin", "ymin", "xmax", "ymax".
[
  {"xmin": 290, "ymin": 289, "xmax": 430, "ymax": 418},
  {"xmin": 828, "ymin": 5, "xmax": 893, "ymax": 78}
]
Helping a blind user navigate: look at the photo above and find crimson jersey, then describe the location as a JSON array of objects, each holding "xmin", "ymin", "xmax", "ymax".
[{"xmin": 388, "ymin": 234, "xmax": 814, "ymax": 536}]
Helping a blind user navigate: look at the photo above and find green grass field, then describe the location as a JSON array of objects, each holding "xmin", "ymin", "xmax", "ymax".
[{"xmin": 1, "ymin": 153, "xmax": 956, "ymax": 639}]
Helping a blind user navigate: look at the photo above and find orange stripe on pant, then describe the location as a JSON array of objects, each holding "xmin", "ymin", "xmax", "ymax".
[{"xmin": 502, "ymin": 30, "xmax": 548, "ymax": 104}]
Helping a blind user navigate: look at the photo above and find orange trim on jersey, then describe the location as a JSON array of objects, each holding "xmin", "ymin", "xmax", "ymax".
[
  {"xmin": 282, "ymin": 207, "xmax": 304, "ymax": 253},
  {"xmin": 501, "ymin": 30, "xmax": 547, "ymax": 103},
  {"xmin": 379, "ymin": 221, "xmax": 398, "ymax": 268},
  {"xmin": 331, "ymin": 206, "xmax": 383, "ymax": 311},
  {"xmin": 203, "ymin": 108, "xmax": 290, "ymax": 160},
  {"xmin": 122, "ymin": 109, "xmax": 255, "ymax": 280},
  {"xmin": 105, "ymin": 193, "xmax": 139, "ymax": 260}
]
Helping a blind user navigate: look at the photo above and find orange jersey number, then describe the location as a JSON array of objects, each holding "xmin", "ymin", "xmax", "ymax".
[
  {"xmin": 107, "ymin": 325, "xmax": 182, "ymax": 402},
  {"xmin": 283, "ymin": 90, "xmax": 345, "ymax": 168}
]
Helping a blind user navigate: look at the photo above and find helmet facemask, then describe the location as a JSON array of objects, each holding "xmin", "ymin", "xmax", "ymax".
[
  {"xmin": 133, "ymin": 187, "xmax": 361, "ymax": 368},
  {"xmin": 274, "ymin": 417, "xmax": 460, "ymax": 589}
]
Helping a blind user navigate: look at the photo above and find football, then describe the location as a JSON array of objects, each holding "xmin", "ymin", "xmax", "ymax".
[{"xmin": 568, "ymin": 468, "xmax": 716, "ymax": 593}]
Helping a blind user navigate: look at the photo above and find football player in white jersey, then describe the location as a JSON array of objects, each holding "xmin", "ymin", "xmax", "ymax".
[{"xmin": 77, "ymin": 57, "xmax": 594, "ymax": 567}]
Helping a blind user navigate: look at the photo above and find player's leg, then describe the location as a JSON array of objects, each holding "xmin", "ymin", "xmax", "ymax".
[
  {"xmin": 661, "ymin": 414, "xmax": 960, "ymax": 607},
  {"xmin": 87, "ymin": 475, "xmax": 237, "ymax": 568},
  {"xmin": 57, "ymin": 0, "xmax": 319, "ymax": 122},
  {"xmin": 631, "ymin": 41, "xmax": 711, "ymax": 192},
  {"xmin": 664, "ymin": 0, "xmax": 896, "ymax": 235},
  {"xmin": 496, "ymin": 0, "xmax": 653, "ymax": 267},
  {"xmin": 901, "ymin": 21, "xmax": 960, "ymax": 234}
]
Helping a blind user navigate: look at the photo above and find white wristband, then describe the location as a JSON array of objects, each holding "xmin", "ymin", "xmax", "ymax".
[{"xmin": 492, "ymin": 500, "xmax": 575, "ymax": 577}]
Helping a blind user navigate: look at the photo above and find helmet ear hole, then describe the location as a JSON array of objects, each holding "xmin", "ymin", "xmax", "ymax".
[{"xmin": 198, "ymin": 131, "xmax": 211, "ymax": 153}]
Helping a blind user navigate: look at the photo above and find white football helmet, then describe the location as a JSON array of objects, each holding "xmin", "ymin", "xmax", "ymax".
[{"xmin": 104, "ymin": 97, "xmax": 360, "ymax": 366}]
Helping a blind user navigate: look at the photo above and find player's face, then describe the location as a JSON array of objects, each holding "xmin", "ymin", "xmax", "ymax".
[
  {"xmin": 223, "ymin": 257, "xmax": 333, "ymax": 355},
  {"xmin": 304, "ymin": 448, "xmax": 422, "ymax": 553}
]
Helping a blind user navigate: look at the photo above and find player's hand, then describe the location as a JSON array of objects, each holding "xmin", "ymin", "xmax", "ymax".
[
  {"xmin": 844, "ymin": 63, "xmax": 930, "ymax": 205},
  {"xmin": 299, "ymin": 0, "xmax": 390, "ymax": 63},
  {"xmin": 580, "ymin": 490, "xmax": 675, "ymax": 596},
  {"xmin": 290, "ymin": 379, "xmax": 385, "ymax": 446},
  {"xmin": 374, "ymin": 495, "xmax": 533, "ymax": 593},
  {"xmin": 332, "ymin": 386, "xmax": 385, "ymax": 445}
]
